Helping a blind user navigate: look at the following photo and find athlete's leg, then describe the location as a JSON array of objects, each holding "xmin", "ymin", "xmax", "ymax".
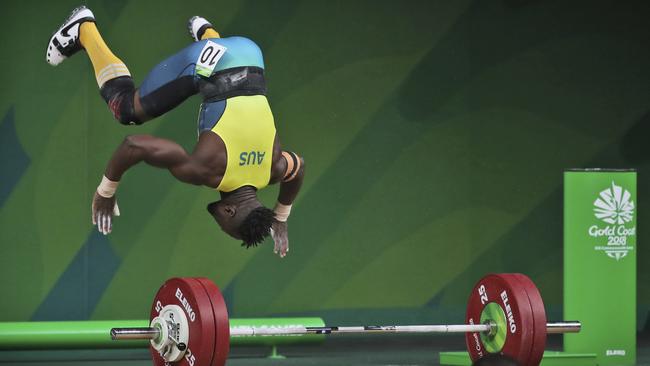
[
  {"xmin": 79, "ymin": 22, "xmax": 130, "ymax": 92},
  {"xmin": 135, "ymin": 38, "xmax": 228, "ymax": 120},
  {"xmin": 48, "ymin": 7, "xmax": 208, "ymax": 125},
  {"xmin": 49, "ymin": 8, "xmax": 226, "ymax": 125},
  {"xmin": 77, "ymin": 22, "xmax": 147, "ymax": 124},
  {"xmin": 202, "ymin": 28, "xmax": 220, "ymax": 40},
  {"xmin": 132, "ymin": 16, "xmax": 231, "ymax": 119},
  {"xmin": 81, "ymin": 19, "xmax": 216, "ymax": 124},
  {"xmin": 188, "ymin": 16, "xmax": 220, "ymax": 41},
  {"xmin": 86, "ymin": 20, "xmax": 222, "ymax": 123},
  {"xmin": 46, "ymin": 7, "xmax": 143, "ymax": 124}
]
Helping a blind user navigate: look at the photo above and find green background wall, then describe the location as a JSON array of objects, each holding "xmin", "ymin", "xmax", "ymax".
[{"xmin": 1, "ymin": 0, "xmax": 648, "ymax": 331}]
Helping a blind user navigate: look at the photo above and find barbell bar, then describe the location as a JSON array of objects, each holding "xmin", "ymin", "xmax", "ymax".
[{"xmin": 112, "ymin": 321, "xmax": 580, "ymax": 339}]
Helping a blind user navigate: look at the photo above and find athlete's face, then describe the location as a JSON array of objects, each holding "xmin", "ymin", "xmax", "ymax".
[{"xmin": 207, "ymin": 201, "xmax": 242, "ymax": 239}]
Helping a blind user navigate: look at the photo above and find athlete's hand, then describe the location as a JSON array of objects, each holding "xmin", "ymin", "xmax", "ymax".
[
  {"xmin": 92, "ymin": 192, "xmax": 120, "ymax": 235},
  {"xmin": 271, "ymin": 220, "xmax": 289, "ymax": 258}
]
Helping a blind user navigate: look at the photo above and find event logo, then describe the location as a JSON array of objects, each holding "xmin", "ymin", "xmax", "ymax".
[
  {"xmin": 588, "ymin": 181, "xmax": 635, "ymax": 261},
  {"xmin": 593, "ymin": 182, "xmax": 635, "ymax": 224}
]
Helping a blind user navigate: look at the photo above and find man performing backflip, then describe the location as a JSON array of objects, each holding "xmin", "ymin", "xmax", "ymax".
[{"xmin": 46, "ymin": 6, "xmax": 304, "ymax": 257}]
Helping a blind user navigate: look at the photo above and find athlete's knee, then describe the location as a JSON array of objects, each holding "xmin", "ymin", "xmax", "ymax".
[{"xmin": 100, "ymin": 76, "xmax": 142, "ymax": 125}]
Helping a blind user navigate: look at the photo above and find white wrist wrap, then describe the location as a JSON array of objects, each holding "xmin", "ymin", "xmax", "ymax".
[
  {"xmin": 274, "ymin": 203, "xmax": 292, "ymax": 222},
  {"xmin": 97, "ymin": 175, "xmax": 119, "ymax": 198}
]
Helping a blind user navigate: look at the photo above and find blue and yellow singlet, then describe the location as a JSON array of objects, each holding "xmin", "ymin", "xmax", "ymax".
[
  {"xmin": 137, "ymin": 35, "xmax": 275, "ymax": 192},
  {"xmin": 195, "ymin": 37, "xmax": 276, "ymax": 192}
]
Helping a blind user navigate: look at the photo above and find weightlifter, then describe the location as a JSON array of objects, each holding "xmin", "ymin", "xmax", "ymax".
[{"xmin": 46, "ymin": 6, "xmax": 304, "ymax": 257}]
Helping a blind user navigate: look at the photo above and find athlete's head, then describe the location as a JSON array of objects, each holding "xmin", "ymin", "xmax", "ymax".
[{"xmin": 207, "ymin": 187, "xmax": 274, "ymax": 247}]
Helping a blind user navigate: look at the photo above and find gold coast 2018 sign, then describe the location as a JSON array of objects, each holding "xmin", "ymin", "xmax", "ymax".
[
  {"xmin": 589, "ymin": 182, "xmax": 636, "ymax": 260},
  {"xmin": 564, "ymin": 169, "xmax": 636, "ymax": 366}
]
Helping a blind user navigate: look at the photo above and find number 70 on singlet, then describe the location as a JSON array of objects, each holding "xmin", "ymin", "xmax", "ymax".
[{"xmin": 196, "ymin": 40, "xmax": 227, "ymax": 77}]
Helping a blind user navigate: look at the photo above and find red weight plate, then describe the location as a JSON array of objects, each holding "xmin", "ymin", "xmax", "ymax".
[
  {"xmin": 466, "ymin": 273, "xmax": 535, "ymax": 365},
  {"xmin": 150, "ymin": 278, "xmax": 216, "ymax": 366},
  {"xmin": 511, "ymin": 273, "xmax": 547, "ymax": 366},
  {"xmin": 195, "ymin": 277, "xmax": 230, "ymax": 366}
]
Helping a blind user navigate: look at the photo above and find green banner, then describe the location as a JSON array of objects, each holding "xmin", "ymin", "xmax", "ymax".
[{"xmin": 564, "ymin": 169, "xmax": 636, "ymax": 365}]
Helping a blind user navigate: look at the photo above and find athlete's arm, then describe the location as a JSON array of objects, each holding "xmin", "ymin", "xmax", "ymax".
[
  {"xmin": 270, "ymin": 150, "xmax": 305, "ymax": 258},
  {"xmin": 92, "ymin": 134, "xmax": 211, "ymax": 234},
  {"xmin": 104, "ymin": 134, "xmax": 209, "ymax": 183},
  {"xmin": 277, "ymin": 154, "xmax": 305, "ymax": 205}
]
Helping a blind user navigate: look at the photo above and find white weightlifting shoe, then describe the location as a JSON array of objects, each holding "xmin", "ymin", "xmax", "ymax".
[
  {"xmin": 188, "ymin": 15, "xmax": 214, "ymax": 42},
  {"xmin": 46, "ymin": 6, "xmax": 95, "ymax": 66}
]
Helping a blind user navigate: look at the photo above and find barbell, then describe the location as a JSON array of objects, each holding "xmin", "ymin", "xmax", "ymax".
[{"xmin": 109, "ymin": 274, "xmax": 580, "ymax": 366}]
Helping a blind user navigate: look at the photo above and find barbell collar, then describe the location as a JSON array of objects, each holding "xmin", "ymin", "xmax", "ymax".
[
  {"xmin": 545, "ymin": 321, "xmax": 581, "ymax": 334},
  {"xmin": 111, "ymin": 327, "xmax": 159, "ymax": 341}
]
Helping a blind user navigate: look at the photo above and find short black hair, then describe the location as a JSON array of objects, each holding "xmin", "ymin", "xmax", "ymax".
[{"xmin": 239, "ymin": 206, "xmax": 275, "ymax": 248}]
